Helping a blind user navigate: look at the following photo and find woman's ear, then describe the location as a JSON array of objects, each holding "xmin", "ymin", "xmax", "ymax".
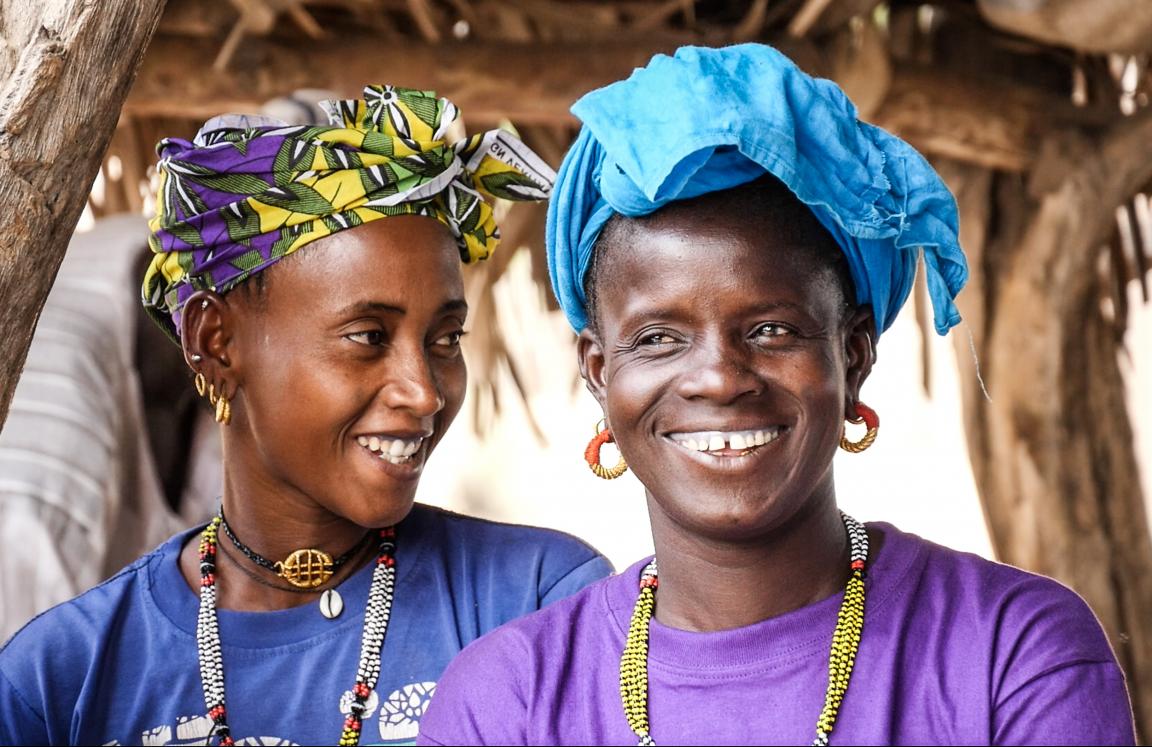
[
  {"xmin": 843, "ymin": 305, "xmax": 877, "ymax": 415},
  {"xmin": 576, "ymin": 327, "xmax": 609, "ymax": 411},
  {"xmin": 181, "ymin": 290, "xmax": 235, "ymax": 399}
]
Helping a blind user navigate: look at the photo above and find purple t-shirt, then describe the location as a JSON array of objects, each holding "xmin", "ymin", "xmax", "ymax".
[{"xmin": 418, "ymin": 522, "xmax": 1134, "ymax": 746}]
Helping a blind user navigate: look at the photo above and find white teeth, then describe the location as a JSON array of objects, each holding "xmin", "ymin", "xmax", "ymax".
[
  {"xmin": 358, "ymin": 435, "xmax": 425, "ymax": 460},
  {"xmin": 669, "ymin": 427, "xmax": 782, "ymax": 454}
]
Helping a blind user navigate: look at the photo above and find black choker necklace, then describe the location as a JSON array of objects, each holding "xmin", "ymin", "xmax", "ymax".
[
  {"xmin": 217, "ymin": 541, "xmax": 328, "ymax": 595},
  {"xmin": 217, "ymin": 508, "xmax": 375, "ymax": 590}
]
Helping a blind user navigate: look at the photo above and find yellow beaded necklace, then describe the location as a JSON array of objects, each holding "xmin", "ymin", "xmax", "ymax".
[{"xmin": 619, "ymin": 512, "xmax": 869, "ymax": 746}]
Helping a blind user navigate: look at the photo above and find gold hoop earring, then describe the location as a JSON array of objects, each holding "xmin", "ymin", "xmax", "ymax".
[
  {"xmin": 584, "ymin": 418, "xmax": 628, "ymax": 479},
  {"xmin": 194, "ymin": 373, "xmax": 207, "ymax": 398},
  {"xmin": 214, "ymin": 392, "xmax": 232, "ymax": 425},
  {"xmin": 839, "ymin": 402, "xmax": 879, "ymax": 453},
  {"xmin": 208, "ymin": 384, "xmax": 218, "ymax": 406}
]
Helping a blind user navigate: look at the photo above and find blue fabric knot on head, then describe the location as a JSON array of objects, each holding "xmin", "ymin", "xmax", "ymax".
[{"xmin": 545, "ymin": 43, "xmax": 968, "ymax": 336}]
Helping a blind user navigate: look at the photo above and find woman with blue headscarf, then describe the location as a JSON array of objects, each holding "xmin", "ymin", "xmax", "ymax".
[{"xmin": 418, "ymin": 45, "xmax": 1135, "ymax": 745}]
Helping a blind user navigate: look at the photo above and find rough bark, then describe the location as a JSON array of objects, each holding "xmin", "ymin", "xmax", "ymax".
[
  {"xmin": 938, "ymin": 111, "xmax": 1152, "ymax": 739},
  {"xmin": 0, "ymin": 0, "xmax": 167, "ymax": 428}
]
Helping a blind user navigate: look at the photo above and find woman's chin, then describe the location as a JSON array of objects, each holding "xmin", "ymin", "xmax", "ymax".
[
  {"xmin": 337, "ymin": 451, "xmax": 423, "ymax": 526},
  {"xmin": 336, "ymin": 494, "xmax": 418, "ymax": 530},
  {"xmin": 643, "ymin": 466, "xmax": 807, "ymax": 542}
]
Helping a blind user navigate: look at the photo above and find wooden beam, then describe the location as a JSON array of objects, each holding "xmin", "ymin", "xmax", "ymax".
[
  {"xmin": 124, "ymin": 37, "xmax": 684, "ymax": 125},
  {"xmin": 124, "ymin": 35, "xmax": 1108, "ymax": 175},
  {"xmin": 0, "ymin": 0, "xmax": 167, "ymax": 431},
  {"xmin": 871, "ymin": 65, "xmax": 1111, "ymax": 173},
  {"xmin": 976, "ymin": 0, "xmax": 1152, "ymax": 55},
  {"xmin": 788, "ymin": 0, "xmax": 837, "ymax": 37}
]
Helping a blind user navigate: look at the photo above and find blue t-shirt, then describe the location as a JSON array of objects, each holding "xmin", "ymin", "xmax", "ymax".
[{"xmin": 0, "ymin": 503, "xmax": 612, "ymax": 746}]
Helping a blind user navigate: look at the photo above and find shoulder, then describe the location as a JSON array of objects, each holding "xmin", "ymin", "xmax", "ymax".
[
  {"xmin": 403, "ymin": 503, "xmax": 614, "ymax": 600},
  {"xmin": 437, "ymin": 557, "xmax": 629, "ymax": 676},
  {"xmin": 419, "ymin": 570, "xmax": 618, "ymax": 743},
  {"xmin": 879, "ymin": 523, "xmax": 1106, "ymax": 628},
  {"xmin": 0, "ymin": 529, "xmax": 184, "ymax": 670},
  {"xmin": 406, "ymin": 503, "xmax": 603, "ymax": 555},
  {"xmin": 880, "ymin": 527, "xmax": 1137, "ymax": 744},
  {"xmin": 871, "ymin": 523, "xmax": 1120, "ymax": 679},
  {"xmin": 0, "ymin": 528, "xmax": 192, "ymax": 739}
]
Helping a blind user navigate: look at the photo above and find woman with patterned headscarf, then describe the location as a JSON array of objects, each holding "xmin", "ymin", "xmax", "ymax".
[
  {"xmin": 418, "ymin": 45, "xmax": 1136, "ymax": 746},
  {"xmin": 0, "ymin": 86, "xmax": 611, "ymax": 746}
]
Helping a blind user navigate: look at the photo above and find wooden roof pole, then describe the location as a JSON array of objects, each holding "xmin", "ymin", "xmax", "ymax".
[
  {"xmin": 0, "ymin": 0, "xmax": 167, "ymax": 431},
  {"xmin": 123, "ymin": 35, "xmax": 1094, "ymax": 175},
  {"xmin": 943, "ymin": 108, "xmax": 1152, "ymax": 740}
]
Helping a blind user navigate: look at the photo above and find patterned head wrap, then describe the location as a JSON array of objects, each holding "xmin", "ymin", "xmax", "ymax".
[
  {"xmin": 144, "ymin": 85, "xmax": 555, "ymax": 339},
  {"xmin": 546, "ymin": 44, "xmax": 968, "ymax": 336}
]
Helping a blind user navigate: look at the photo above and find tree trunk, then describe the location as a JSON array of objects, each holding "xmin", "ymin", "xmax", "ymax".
[
  {"xmin": 938, "ymin": 117, "xmax": 1152, "ymax": 739},
  {"xmin": 0, "ymin": 0, "xmax": 167, "ymax": 429}
]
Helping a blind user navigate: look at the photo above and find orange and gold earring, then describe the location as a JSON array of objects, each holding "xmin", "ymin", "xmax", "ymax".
[
  {"xmin": 839, "ymin": 402, "xmax": 879, "ymax": 453},
  {"xmin": 585, "ymin": 418, "xmax": 628, "ymax": 479}
]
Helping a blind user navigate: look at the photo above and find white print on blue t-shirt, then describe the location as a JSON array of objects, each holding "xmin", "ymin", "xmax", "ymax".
[{"xmin": 110, "ymin": 681, "xmax": 437, "ymax": 746}]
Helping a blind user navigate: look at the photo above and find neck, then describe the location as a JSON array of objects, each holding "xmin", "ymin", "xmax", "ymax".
[
  {"xmin": 646, "ymin": 494, "xmax": 850, "ymax": 632},
  {"xmin": 220, "ymin": 482, "xmax": 371, "ymax": 561},
  {"xmin": 179, "ymin": 462, "xmax": 378, "ymax": 611}
]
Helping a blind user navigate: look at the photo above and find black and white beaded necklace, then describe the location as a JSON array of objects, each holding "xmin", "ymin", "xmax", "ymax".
[{"xmin": 196, "ymin": 515, "xmax": 397, "ymax": 746}]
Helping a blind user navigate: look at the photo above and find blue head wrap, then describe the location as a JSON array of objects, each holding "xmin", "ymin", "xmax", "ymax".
[{"xmin": 545, "ymin": 44, "xmax": 968, "ymax": 336}]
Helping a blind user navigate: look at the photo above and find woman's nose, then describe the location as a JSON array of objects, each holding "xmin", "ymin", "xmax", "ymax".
[
  {"xmin": 381, "ymin": 348, "xmax": 444, "ymax": 417},
  {"xmin": 674, "ymin": 336, "xmax": 762, "ymax": 404}
]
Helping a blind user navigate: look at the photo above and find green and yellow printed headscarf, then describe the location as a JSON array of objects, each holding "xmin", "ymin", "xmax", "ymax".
[{"xmin": 144, "ymin": 85, "xmax": 555, "ymax": 339}]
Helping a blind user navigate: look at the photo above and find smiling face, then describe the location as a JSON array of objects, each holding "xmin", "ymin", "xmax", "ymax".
[
  {"xmin": 219, "ymin": 216, "xmax": 467, "ymax": 528},
  {"xmin": 579, "ymin": 177, "xmax": 875, "ymax": 544}
]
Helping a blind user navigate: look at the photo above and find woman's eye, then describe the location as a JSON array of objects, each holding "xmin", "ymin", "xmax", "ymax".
[
  {"xmin": 752, "ymin": 323, "xmax": 793, "ymax": 339},
  {"xmin": 433, "ymin": 330, "xmax": 464, "ymax": 348},
  {"xmin": 638, "ymin": 332, "xmax": 675, "ymax": 346},
  {"xmin": 347, "ymin": 330, "xmax": 387, "ymax": 347}
]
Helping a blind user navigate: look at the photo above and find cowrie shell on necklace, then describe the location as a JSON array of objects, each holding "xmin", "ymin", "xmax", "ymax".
[{"xmin": 320, "ymin": 588, "xmax": 344, "ymax": 619}]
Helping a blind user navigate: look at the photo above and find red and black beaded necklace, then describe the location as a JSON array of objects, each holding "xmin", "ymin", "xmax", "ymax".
[{"xmin": 196, "ymin": 515, "xmax": 397, "ymax": 746}]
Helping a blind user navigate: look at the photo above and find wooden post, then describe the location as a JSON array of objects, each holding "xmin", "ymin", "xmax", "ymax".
[
  {"xmin": 939, "ymin": 111, "xmax": 1152, "ymax": 739},
  {"xmin": 0, "ymin": 0, "xmax": 167, "ymax": 429}
]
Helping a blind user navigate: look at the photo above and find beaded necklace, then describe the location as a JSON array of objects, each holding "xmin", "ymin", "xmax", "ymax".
[
  {"xmin": 619, "ymin": 511, "xmax": 869, "ymax": 747},
  {"xmin": 197, "ymin": 515, "xmax": 397, "ymax": 746}
]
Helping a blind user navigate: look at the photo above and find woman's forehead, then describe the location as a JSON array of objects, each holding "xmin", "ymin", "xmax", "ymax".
[
  {"xmin": 603, "ymin": 189, "xmax": 839, "ymax": 271},
  {"xmin": 596, "ymin": 211, "xmax": 846, "ymax": 321},
  {"xmin": 261, "ymin": 217, "xmax": 465, "ymax": 310}
]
